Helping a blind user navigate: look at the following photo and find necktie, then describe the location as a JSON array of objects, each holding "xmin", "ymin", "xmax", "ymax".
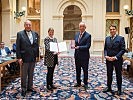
[
  {"xmin": 78, "ymin": 33, "xmax": 82, "ymax": 43},
  {"xmin": 111, "ymin": 36, "xmax": 114, "ymax": 41},
  {"xmin": 27, "ymin": 32, "xmax": 33, "ymax": 44},
  {"xmin": 110, "ymin": 36, "xmax": 114, "ymax": 46}
]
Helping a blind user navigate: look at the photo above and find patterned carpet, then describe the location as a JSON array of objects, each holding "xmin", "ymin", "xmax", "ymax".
[{"xmin": 0, "ymin": 56, "xmax": 133, "ymax": 99}]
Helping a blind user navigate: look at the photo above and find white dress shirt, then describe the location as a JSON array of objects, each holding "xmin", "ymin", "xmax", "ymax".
[
  {"xmin": 27, "ymin": 31, "xmax": 33, "ymax": 44},
  {"xmin": 1, "ymin": 48, "xmax": 7, "ymax": 56}
]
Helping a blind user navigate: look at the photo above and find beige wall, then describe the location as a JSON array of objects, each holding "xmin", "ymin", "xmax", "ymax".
[
  {"xmin": 1, "ymin": 0, "xmax": 11, "ymax": 47},
  {"xmin": 1, "ymin": 0, "xmax": 131, "ymax": 54}
]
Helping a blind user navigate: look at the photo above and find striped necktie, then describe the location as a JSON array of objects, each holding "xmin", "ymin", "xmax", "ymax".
[{"xmin": 78, "ymin": 33, "xmax": 82, "ymax": 43}]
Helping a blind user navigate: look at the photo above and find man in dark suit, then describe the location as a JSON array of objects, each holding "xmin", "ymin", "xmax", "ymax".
[
  {"xmin": 103, "ymin": 24, "xmax": 125, "ymax": 95},
  {"xmin": 16, "ymin": 20, "xmax": 39, "ymax": 96},
  {"xmin": 73, "ymin": 22, "xmax": 91, "ymax": 89},
  {"xmin": 0, "ymin": 42, "xmax": 16, "ymax": 74},
  {"xmin": 0, "ymin": 42, "xmax": 11, "ymax": 56}
]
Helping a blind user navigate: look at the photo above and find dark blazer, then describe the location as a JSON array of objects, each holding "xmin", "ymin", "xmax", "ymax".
[
  {"xmin": 104, "ymin": 35, "xmax": 125, "ymax": 60},
  {"xmin": 12, "ymin": 43, "xmax": 16, "ymax": 53},
  {"xmin": 0, "ymin": 47, "xmax": 11, "ymax": 55},
  {"xmin": 16, "ymin": 30, "xmax": 39, "ymax": 63},
  {"xmin": 74, "ymin": 31, "xmax": 91, "ymax": 61}
]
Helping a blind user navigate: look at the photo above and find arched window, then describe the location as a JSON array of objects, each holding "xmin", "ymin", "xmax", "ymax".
[{"xmin": 63, "ymin": 5, "xmax": 82, "ymax": 40}]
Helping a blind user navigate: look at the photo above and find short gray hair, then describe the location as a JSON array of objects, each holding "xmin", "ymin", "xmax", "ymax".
[{"xmin": 79, "ymin": 22, "xmax": 86, "ymax": 27}]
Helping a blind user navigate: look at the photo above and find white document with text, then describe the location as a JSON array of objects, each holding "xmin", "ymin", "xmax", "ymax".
[{"xmin": 50, "ymin": 41, "xmax": 67, "ymax": 52}]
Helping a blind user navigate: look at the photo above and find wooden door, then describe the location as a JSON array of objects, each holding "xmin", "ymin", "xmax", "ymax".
[
  {"xmin": 129, "ymin": 17, "xmax": 133, "ymax": 51},
  {"xmin": 29, "ymin": 19, "xmax": 40, "ymax": 43}
]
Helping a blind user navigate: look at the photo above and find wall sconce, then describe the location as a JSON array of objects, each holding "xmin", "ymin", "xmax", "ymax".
[
  {"xmin": 123, "ymin": 5, "xmax": 133, "ymax": 16},
  {"xmin": 14, "ymin": 7, "xmax": 26, "ymax": 19}
]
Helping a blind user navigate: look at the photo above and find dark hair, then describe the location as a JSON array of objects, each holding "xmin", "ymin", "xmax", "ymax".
[
  {"xmin": 48, "ymin": 27, "xmax": 54, "ymax": 32},
  {"xmin": 110, "ymin": 24, "xmax": 117, "ymax": 29}
]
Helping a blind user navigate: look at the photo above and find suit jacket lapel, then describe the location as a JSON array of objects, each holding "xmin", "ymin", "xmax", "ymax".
[
  {"xmin": 107, "ymin": 36, "xmax": 113, "ymax": 48},
  {"xmin": 23, "ymin": 30, "xmax": 32, "ymax": 45},
  {"xmin": 112, "ymin": 35, "xmax": 118, "ymax": 42},
  {"xmin": 109, "ymin": 35, "xmax": 118, "ymax": 47},
  {"xmin": 75, "ymin": 32, "xmax": 80, "ymax": 44},
  {"xmin": 32, "ymin": 31, "xmax": 36, "ymax": 44}
]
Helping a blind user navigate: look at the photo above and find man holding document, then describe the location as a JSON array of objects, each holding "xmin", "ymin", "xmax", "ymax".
[{"xmin": 73, "ymin": 22, "xmax": 91, "ymax": 90}]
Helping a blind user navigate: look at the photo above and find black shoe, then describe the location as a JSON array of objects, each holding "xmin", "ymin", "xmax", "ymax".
[
  {"xmin": 27, "ymin": 88, "xmax": 36, "ymax": 93},
  {"xmin": 47, "ymin": 85, "xmax": 53, "ymax": 91},
  {"xmin": 21, "ymin": 90, "xmax": 26, "ymax": 97},
  {"xmin": 74, "ymin": 83, "xmax": 81, "ymax": 87},
  {"xmin": 102, "ymin": 87, "xmax": 112, "ymax": 93},
  {"xmin": 83, "ymin": 85, "xmax": 89, "ymax": 90},
  {"xmin": 51, "ymin": 85, "xmax": 57, "ymax": 89},
  {"xmin": 117, "ymin": 90, "xmax": 122, "ymax": 96}
]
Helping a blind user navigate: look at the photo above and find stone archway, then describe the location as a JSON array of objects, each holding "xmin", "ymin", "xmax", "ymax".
[
  {"xmin": 63, "ymin": 5, "xmax": 82, "ymax": 40},
  {"xmin": 56, "ymin": 0, "xmax": 89, "ymax": 15},
  {"xmin": 54, "ymin": 0, "xmax": 90, "ymax": 41}
]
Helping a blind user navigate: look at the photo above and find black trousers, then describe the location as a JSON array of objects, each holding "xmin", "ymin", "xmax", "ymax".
[
  {"xmin": 75, "ymin": 59, "xmax": 89, "ymax": 85},
  {"xmin": 46, "ymin": 55, "xmax": 57, "ymax": 87},
  {"xmin": 47, "ymin": 65, "xmax": 55, "ymax": 86},
  {"xmin": 106, "ymin": 60, "xmax": 122, "ymax": 91}
]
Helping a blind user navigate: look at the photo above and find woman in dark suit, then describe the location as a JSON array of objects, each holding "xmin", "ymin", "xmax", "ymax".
[{"xmin": 44, "ymin": 27, "xmax": 58, "ymax": 91}]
